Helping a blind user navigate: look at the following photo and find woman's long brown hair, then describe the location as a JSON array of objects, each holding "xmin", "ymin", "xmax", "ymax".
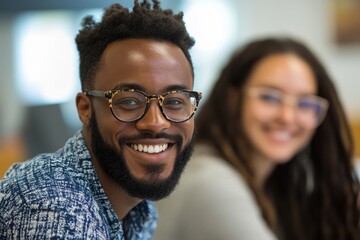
[{"xmin": 195, "ymin": 37, "xmax": 360, "ymax": 240}]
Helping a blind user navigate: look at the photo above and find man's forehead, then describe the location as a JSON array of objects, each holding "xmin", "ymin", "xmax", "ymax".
[{"xmin": 93, "ymin": 39, "xmax": 193, "ymax": 92}]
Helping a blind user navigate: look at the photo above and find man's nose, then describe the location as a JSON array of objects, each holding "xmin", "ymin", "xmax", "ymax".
[{"xmin": 135, "ymin": 100, "xmax": 171, "ymax": 133}]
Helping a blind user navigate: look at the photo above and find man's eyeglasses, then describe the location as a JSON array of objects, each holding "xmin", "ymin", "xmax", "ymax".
[
  {"xmin": 84, "ymin": 89, "xmax": 202, "ymax": 123},
  {"xmin": 246, "ymin": 87, "xmax": 329, "ymax": 128}
]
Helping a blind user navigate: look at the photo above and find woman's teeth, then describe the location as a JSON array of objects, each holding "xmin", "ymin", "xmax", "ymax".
[
  {"xmin": 271, "ymin": 131, "xmax": 291, "ymax": 141},
  {"xmin": 131, "ymin": 143, "xmax": 169, "ymax": 153}
]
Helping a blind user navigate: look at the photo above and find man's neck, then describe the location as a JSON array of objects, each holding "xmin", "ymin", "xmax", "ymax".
[{"xmin": 92, "ymin": 154, "xmax": 141, "ymax": 220}]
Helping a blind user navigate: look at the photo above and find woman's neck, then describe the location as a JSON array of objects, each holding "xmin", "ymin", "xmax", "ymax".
[{"xmin": 250, "ymin": 154, "xmax": 276, "ymax": 190}]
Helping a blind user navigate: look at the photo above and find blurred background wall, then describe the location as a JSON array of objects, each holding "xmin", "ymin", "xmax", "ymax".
[{"xmin": 0, "ymin": 0, "xmax": 359, "ymax": 178}]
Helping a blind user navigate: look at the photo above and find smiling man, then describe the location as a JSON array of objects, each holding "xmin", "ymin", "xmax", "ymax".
[{"xmin": 0, "ymin": 1, "xmax": 201, "ymax": 239}]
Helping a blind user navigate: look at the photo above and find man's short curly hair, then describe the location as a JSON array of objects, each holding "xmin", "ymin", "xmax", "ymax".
[{"xmin": 75, "ymin": 0, "xmax": 195, "ymax": 91}]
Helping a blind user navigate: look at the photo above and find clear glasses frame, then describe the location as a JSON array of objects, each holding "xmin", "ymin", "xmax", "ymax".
[
  {"xmin": 84, "ymin": 89, "xmax": 202, "ymax": 123},
  {"xmin": 246, "ymin": 87, "xmax": 329, "ymax": 128}
]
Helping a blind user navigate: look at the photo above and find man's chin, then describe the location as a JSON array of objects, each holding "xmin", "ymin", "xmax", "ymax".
[
  {"xmin": 130, "ymin": 171, "xmax": 171, "ymax": 186},
  {"xmin": 121, "ymin": 173, "xmax": 178, "ymax": 200},
  {"xmin": 89, "ymin": 109, "xmax": 195, "ymax": 200}
]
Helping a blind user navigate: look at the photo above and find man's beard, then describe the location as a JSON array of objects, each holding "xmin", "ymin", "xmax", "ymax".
[{"xmin": 89, "ymin": 111, "xmax": 194, "ymax": 201}]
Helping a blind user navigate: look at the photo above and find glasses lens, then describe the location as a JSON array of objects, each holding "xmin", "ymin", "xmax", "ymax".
[
  {"xmin": 249, "ymin": 89, "xmax": 282, "ymax": 120},
  {"xmin": 162, "ymin": 91, "xmax": 197, "ymax": 122},
  {"xmin": 111, "ymin": 91, "xmax": 147, "ymax": 122},
  {"xmin": 297, "ymin": 96, "xmax": 328, "ymax": 127}
]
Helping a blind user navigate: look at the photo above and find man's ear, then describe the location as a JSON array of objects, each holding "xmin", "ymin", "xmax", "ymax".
[{"xmin": 76, "ymin": 93, "xmax": 91, "ymax": 127}]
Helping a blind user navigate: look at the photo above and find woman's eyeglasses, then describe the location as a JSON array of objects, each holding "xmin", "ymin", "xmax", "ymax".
[{"xmin": 246, "ymin": 87, "xmax": 329, "ymax": 128}]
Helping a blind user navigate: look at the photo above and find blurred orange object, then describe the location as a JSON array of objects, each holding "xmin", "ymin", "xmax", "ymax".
[
  {"xmin": 0, "ymin": 134, "xmax": 26, "ymax": 179},
  {"xmin": 350, "ymin": 119, "xmax": 360, "ymax": 158}
]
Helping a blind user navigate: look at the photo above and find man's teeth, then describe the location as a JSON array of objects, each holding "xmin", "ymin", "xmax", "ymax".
[{"xmin": 131, "ymin": 143, "xmax": 169, "ymax": 153}]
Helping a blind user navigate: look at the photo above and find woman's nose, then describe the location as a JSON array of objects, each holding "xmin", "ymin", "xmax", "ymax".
[{"xmin": 276, "ymin": 104, "xmax": 297, "ymax": 124}]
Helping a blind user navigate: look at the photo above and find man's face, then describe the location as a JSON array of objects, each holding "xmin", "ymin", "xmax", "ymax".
[{"xmin": 84, "ymin": 39, "xmax": 195, "ymax": 200}]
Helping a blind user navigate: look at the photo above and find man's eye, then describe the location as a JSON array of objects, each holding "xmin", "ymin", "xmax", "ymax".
[
  {"xmin": 118, "ymin": 98, "xmax": 139, "ymax": 105},
  {"xmin": 113, "ymin": 98, "xmax": 143, "ymax": 110},
  {"xmin": 164, "ymin": 98, "xmax": 182, "ymax": 105},
  {"xmin": 163, "ymin": 98, "xmax": 186, "ymax": 110}
]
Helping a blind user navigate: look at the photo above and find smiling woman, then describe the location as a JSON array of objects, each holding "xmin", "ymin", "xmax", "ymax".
[{"xmin": 155, "ymin": 37, "xmax": 360, "ymax": 240}]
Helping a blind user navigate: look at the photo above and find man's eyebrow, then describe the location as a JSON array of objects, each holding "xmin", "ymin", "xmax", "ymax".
[
  {"xmin": 163, "ymin": 84, "xmax": 190, "ymax": 92},
  {"xmin": 112, "ymin": 83, "xmax": 144, "ymax": 91},
  {"xmin": 111, "ymin": 83, "xmax": 190, "ymax": 93}
]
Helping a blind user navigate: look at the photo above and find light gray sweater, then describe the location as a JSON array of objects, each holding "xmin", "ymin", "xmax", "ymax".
[{"xmin": 154, "ymin": 143, "xmax": 277, "ymax": 240}]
